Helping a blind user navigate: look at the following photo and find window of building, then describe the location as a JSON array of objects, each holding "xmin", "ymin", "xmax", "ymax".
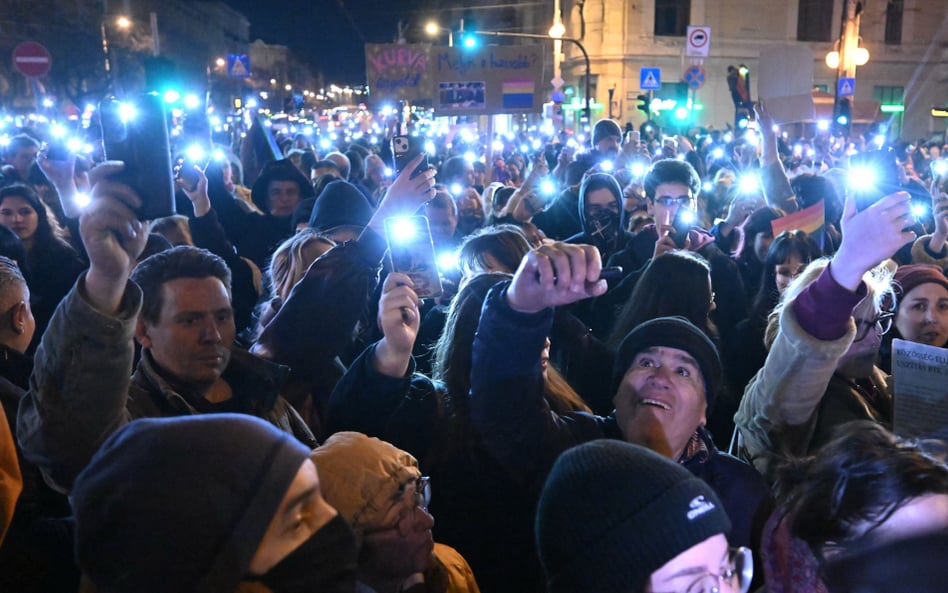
[
  {"xmin": 885, "ymin": 0, "xmax": 904, "ymax": 44},
  {"xmin": 797, "ymin": 0, "xmax": 834, "ymax": 42},
  {"xmin": 873, "ymin": 85, "xmax": 904, "ymax": 106},
  {"xmin": 654, "ymin": 0, "xmax": 690, "ymax": 37}
]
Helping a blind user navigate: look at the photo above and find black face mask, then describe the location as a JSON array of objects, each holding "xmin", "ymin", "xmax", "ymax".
[
  {"xmin": 586, "ymin": 209, "xmax": 620, "ymax": 248},
  {"xmin": 251, "ymin": 513, "xmax": 358, "ymax": 593}
]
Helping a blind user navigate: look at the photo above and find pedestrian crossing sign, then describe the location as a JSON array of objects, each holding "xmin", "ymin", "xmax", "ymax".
[
  {"xmin": 227, "ymin": 54, "xmax": 251, "ymax": 78},
  {"xmin": 640, "ymin": 68, "xmax": 661, "ymax": 91},
  {"xmin": 838, "ymin": 77, "xmax": 855, "ymax": 97}
]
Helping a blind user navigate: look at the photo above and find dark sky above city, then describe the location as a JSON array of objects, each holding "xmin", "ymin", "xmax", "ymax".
[{"xmin": 219, "ymin": 0, "xmax": 427, "ymax": 85}]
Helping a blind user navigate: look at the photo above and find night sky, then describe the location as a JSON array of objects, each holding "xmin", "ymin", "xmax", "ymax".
[{"xmin": 219, "ymin": 0, "xmax": 428, "ymax": 85}]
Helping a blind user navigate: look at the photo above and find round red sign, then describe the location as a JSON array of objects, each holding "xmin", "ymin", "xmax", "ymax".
[{"xmin": 12, "ymin": 41, "xmax": 52, "ymax": 78}]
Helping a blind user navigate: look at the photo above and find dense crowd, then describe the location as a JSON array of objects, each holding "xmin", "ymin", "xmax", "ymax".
[{"xmin": 0, "ymin": 100, "xmax": 947, "ymax": 593}]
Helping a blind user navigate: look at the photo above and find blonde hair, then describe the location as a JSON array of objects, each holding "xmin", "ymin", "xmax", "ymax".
[
  {"xmin": 267, "ymin": 229, "xmax": 336, "ymax": 303},
  {"xmin": 764, "ymin": 257, "xmax": 894, "ymax": 349}
]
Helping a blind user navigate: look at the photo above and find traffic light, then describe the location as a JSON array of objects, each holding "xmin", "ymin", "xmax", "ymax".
[
  {"xmin": 636, "ymin": 94, "xmax": 649, "ymax": 116},
  {"xmin": 834, "ymin": 97, "xmax": 853, "ymax": 136},
  {"xmin": 144, "ymin": 56, "xmax": 182, "ymax": 103},
  {"xmin": 459, "ymin": 32, "xmax": 479, "ymax": 49}
]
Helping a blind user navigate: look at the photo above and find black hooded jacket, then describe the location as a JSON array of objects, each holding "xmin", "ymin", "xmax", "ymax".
[{"xmin": 564, "ymin": 173, "xmax": 632, "ymax": 262}]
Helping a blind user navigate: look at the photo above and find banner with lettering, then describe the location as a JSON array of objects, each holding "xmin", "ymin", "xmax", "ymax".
[
  {"xmin": 365, "ymin": 44, "xmax": 432, "ymax": 103},
  {"xmin": 429, "ymin": 45, "xmax": 544, "ymax": 115}
]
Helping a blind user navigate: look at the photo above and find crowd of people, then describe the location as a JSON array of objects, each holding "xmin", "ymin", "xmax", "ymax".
[{"xmin": 0, "ymin": 99, "xmax": 946, "ymax": 593}]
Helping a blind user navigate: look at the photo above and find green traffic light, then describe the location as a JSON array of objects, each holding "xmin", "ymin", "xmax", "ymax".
[
  {"xmin": 674, "ymin": 106, "xmax": 689, "ymax": 120},
  {"xmin": 462, "ymin": 35, "xmax": 477, "ymax": 49},
  {"xmin": 163, "ymin": 89, "xmax": 181, "ymax": 104}
]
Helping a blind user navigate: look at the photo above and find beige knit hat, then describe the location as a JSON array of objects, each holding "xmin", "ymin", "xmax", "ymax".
[{"xmin": 310, "ymin": 432, "xmax": 421, "ymax": 536}]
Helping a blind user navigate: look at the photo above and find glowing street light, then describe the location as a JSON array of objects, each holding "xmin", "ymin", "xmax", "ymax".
[
  {"xmin": 424, "ymin": 20, "xmax": 453, "ymax": 47},
  {"xmin": 115, "ymin": 16, "xmax": 132, "ymax": 29},
  {"xmin": 215, "ymin": 57, "xmax": 226, "ymax": 67}
]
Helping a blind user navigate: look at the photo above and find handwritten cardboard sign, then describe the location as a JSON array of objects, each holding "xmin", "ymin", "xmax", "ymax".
[
  {"xmin": 365, "ymin": 44, "xmax": 432, "ymax": 102},
  {"xmin": 429, "ymin": 45, "xmax": 544, "ymax": 115}
]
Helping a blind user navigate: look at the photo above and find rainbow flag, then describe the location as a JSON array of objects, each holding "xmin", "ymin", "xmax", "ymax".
[
  {"xmin": 771, "ymin": 199, "xmax": 825, "ymax": 238},
  {"xmin": 502, "ymin": 79, "xmax": 534, "ymax": 109}
]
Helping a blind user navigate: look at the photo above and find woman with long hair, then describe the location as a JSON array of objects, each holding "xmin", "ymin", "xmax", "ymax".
[
  {"xmin": 724, "ymin": 230, "xmax": 822, "ymax": 393},
  {"xmin": 0, "ymin": 184, "xmax": 85, "ymax": 350}
]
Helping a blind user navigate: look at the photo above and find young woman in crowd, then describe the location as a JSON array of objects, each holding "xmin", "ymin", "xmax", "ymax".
[
  {"xmin": 0, "ymin": 184, "xmax": 85, "ymax": 350},
  {"xmin": 724, "ymin": 230, "xmax": 822, "ymax": 394},
  {"xmin": 878, "ymin": 263, "xmax": 948, "ymax": 373}
]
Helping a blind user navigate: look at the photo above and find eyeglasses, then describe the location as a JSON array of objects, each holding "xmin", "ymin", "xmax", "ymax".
[
  {"xmin": 854, "ymin": 311, "xmax": 894, "ymax": 341},
  {"xmin": 652, "ymin": 547, "xmax": 753, "ymax": 593},
  {"xmin": 362, "ymin": 476, "xmax": 431, "ymax": 539},
  {"xmin": 652, "ymin": 196, "xmax": 693, "ymax": 208}
]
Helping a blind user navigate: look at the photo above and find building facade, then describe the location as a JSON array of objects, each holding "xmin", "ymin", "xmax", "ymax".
[{"xmin": 556, "ymin": 0, "xmax": 947, "ymax": 139}]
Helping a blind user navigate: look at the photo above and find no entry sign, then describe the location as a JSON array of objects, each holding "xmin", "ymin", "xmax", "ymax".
[{"xmin": 13, "ymin": 41, "xmax": 52, "ymax": 78}]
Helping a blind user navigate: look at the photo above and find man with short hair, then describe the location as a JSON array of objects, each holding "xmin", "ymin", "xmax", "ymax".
[
  {"xmin": 17, "ymin": 165, "xmax": 317, "ymax": 493},
  {"xmin": 325, "ymin": 151, "xmax": 352, "ymax": 181},
  {"xmin": 1, "ymin": 135, "xmax": 40, "ymax": 186},
  {"xmin": 469, "ymin": 242, "xmax": 770, "ymax": 553},
  {"xmin": 610, "ymin": 159, "xmax": 747, "ymax": 339}
]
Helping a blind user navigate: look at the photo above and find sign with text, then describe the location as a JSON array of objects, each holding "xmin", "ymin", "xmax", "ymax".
[
  {"xmin": 758, "ymin": 45, "xmax": 815, "ymax": 124},
  {"xmin": 892, "ymin": 339, "xmax": 948, "ymax": 439},
  {"xmin": 365, "ymin": 44, "xmax": 432, "ymax": 103},
  {"xmin": 429, "ymin": 45, "xmax": 544, "ymax": 115}
]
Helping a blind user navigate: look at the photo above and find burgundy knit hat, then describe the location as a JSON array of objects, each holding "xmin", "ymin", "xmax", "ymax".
[{"xmin": 893, "ymin": 264, "xmax": 948, "ymax": 300}]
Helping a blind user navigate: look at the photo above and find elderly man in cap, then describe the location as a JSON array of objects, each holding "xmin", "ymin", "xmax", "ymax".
[{"xmin": 469, "ymin": 242, "xmax": 770, "ymax": 553}]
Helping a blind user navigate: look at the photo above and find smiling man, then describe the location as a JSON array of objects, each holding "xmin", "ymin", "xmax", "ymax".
[{"xmin": 469, "ymin": 242, "xmax": 771, "ymax": 554}]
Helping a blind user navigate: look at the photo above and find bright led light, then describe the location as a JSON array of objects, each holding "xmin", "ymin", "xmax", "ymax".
[
  {"xmin": 674, "ymin": 106, "xmax": 689, "ymax": 120},
  {"xmin": 384, "ymin": 167, "xmax": 393, "ymax": 177},
  {"xmin": 42, "ymin": 98, "xmax": 54, "ymax": 108},
  {"xmin": 711, "ymin": 148, "xmax": 725, "ymax": 160},
  {"xmin": 118, "ymin": 102, "xmax": 136, "ymax": 122},
  {"xmin": 245, "ymin": 98, "xmax": 258, "ymax": 108},
  {"xmin": 739, "ymin": 175, "xmax": 760, "ymax": 194},
  {"xmin": 873, "ymin": 135, "xmax": 886, "ymax": 148},
  {"xmin": 438, "ymin": 251, "xmax": 459, "ymax": 272},
  {"xmin": 211, "ymin": 149, "xmax": 226, "ymax": 162},
  {"xmin": 319, "ymin": 138, "xmax": 331, "ymax": 150},
  {"xmin": 50, "ymin": 123, "xmax": 67, "ymax": 138},
  {"xmin": 630, "ymin": 162, "xmax": 646, "ymax": 177},
  {"xmin": 702, "ymin": 181, "xmax": 714, "ymax": 192},
  {"xmin": 540, "ymin": 179, "xmax": 556, "ymax": 196},
  {"xmin": 600, "ymin": 160, "xmax": 614, "ymax": 172},
  {"xmin": 183, "ymin": 94, "xmax": 201, "ymax": 110},
  {"xmin": 67, "ymin": 138, "xmax": 83, "ymax": 152},
  {"xmin": 817, "ymin": 120, "xmax": 830, "ymax": 132},
  {"xmin": 492, "ymin": 140, "xmax": 504, "ymax": 152},
  {"xmin": 934, "ymin": 160, "xmax": 948, "ymax": 176},
  {"xmin": 793, "ymin": 144, "xmax": 803, "ymax": 155},
  {"xmin": 911, "ymin": 203, "xmax": 927, "ymax": 218},
  {"xmin": 519, "ymin": 144, "xmax": 530, "ymax": 153},
  {"xmin": 185, "ymin": 144, "xmax": 206, "ymax": 162},
  {"xmin": 678, "ymin": 209, "xmax": 696, "ymax": 224},
  {"xmin": 0, "ymin": 136, "xmax": 9, "ymax": 147},
  {"xmin": 450, "ymin": 183, "xmax": 463, "ymax": 196},
  {"xmin": 849, "ymin": 166, "xmax": 876, "ymax": 191},
  {"xmin": 74, "ymin": 192, "xmax": 91, "ymax": 209},
  {"xmin": 744, "ymin": 130, "xmax": 760, "ymax": 147},
  {"xmin": 425, "ymin": 141, "xmax": 435, "ymax": 154},
  {"xmin": 461, "ymin": 152, "xmax": 475, "ymax": 163},
  {"xmin": 388, "ymin": 217, "xmax": 417, "ymax": 243},
  {"xmin": 82, "ymin": 143, "xmax": 94, "ymax": 154},
  {"xmin": 532, "ymin": 139, "xmax": 542, "ymax": 150},
  {"xmin": 163, "ymin": 89, "xmax": 180, "ymax": 104}
]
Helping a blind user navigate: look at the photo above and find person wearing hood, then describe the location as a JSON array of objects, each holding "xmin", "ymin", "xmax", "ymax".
[
  {"xmin": 609, "ymin": 159, "xmax": 748, "ymax": 340},
  {"xmin": 205, "ymin": 159, "xmax": 316, "ymax": 270},
  {"xmin": 308, "ymin": 180, "xmax": 376, "ymax": 243},
  {"xmin": 565, "ymin": 173, "xmax": 632, "ymax": 263},
  {"xmin": 72, "ymin": 414, "xmax": 358, "ymax": 593}
]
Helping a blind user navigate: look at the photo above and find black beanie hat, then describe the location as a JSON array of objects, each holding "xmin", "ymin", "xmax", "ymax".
[
  {"xmin": 536, "ymin": 440, "xmax": 731, "ymax": 593},
  {"xmin": 613, "ymin": 316, "xmax": 722, "ymax": 408},
  {"xmin": 308, "ymin": 180, "xmax": 375, "ymax": 233},
  {"xmin": 72, "ymin": 414, "xmax": 312, "ymax": 593},
  {"xmin": 592, "ymin": 118, "xmax": 623, "ymax": 146}
]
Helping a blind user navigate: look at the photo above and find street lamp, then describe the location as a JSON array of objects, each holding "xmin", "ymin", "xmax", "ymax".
[
  {"xmin": 424, "ymin": 20, "xmax": 454, "ymax": 47},
  {"xmin": 472, "ymin": 29, "xmax": 592, "ymax": 130}
]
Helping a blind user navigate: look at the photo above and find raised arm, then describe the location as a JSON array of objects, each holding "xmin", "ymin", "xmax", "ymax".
[{"xmin": 17, "ymin": 163, "xmax": 150, "ymax": 492}]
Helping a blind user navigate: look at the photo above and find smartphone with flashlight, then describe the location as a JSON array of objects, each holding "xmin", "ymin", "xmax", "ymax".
[
  {"xmin": 669, "ymin": 208, "xmax": 696, "ymax": 248},
  {"xmin": 384, "ymin": 215, "xmax": 443, "ymax": 299},
  {"xmin": 849, "ymin": 150, "xmax": 901, "ymax": 212},
  {"xmin": 391, "ymin": 135, "xmax": 429, "ymax": 180},
  {"xmin": 99, "ymin": 93, "xmax": 176, "ymax": 220},
  {"xmin": 173, "ymin": 157, "xmax": 205, "ymax": 193}
]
